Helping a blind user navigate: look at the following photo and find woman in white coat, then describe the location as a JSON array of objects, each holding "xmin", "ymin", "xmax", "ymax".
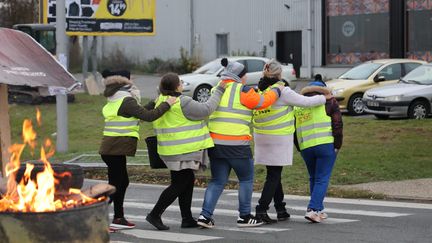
[{"xmin": 253, "ymin": 59, "xmax": 329, "ymax": 223}]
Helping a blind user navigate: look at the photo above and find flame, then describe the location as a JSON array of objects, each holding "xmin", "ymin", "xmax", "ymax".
[
  {"xmin": 0, "ymin": 111, "xmax": 101, "ymax": 212},
  {"xmin": 36, "ymin": 107, "xmax": 41, "ymax": 126}
]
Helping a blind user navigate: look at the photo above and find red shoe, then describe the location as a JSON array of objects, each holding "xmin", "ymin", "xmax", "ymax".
[
  {"xmin": 110, "ymin": 217, "xmax": 136, "ymax": 229},
  {"xmin": 108, "ymin": 226, "xmax": 118, "ymax": 233}
]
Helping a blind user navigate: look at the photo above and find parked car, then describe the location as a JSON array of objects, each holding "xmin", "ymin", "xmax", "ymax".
[
  {"xmin": 326, "ymin": 59, "xmax": 426, "ymax": 115},
  {"xmin": 363, "ymin": 63, "xmax": 432, "ymax": 119},
  {"xmin": 180, "ymin": 56, "xmax": 296, "ymax": 102}
]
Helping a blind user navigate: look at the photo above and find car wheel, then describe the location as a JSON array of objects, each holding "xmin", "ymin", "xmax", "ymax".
[
  {"xmin": 408, "ymin": 100, "xmax": 429, "ymax": 119},
  {"xmin": 374, "ymin": 114, "xmax": 389, "ymax": 119},
  {"xmin": 348, "ymin": 94, "xmax": 365, "ymax": 116},
  {"xmin": 193, "ymin": 84, "xmax": 212, "ymax": 102}
]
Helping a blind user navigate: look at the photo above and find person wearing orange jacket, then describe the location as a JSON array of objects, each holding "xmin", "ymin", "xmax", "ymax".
[{"xmin": 197, "ymin": 58, "xmax": 284, "ymax": 228}]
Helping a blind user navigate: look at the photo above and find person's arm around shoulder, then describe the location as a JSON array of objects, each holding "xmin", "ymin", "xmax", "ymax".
[
  {"xmin": 240, "ymin": 83, "xmax": 283, "ymax": 110},
  {"xmin": 182, "ymin": 82, "xmax": 226, "ymax": 120},
  {"xmin": 279, "ymin": 87, "xmax": 326, "ymax": 107},
  {"xmin": 119, "ymin": 96, "xmax": 177, "ymax": 122}
]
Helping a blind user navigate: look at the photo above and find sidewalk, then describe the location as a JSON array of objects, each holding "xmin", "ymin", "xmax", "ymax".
[{"xmin": 338, "ymin": 178, "xmax": 432, "ymax": 202}]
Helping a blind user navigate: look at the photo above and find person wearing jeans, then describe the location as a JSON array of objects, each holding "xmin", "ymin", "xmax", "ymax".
[
  {"xmin": 201, "ymin": 157, "xmax": 254, "ymax": 218},
  {"xmin": 294, "ymin": 81, "xmax": 343, "ymax": 223},
  {"xmin": 197, "ymin": 58, "xmax": 284, "ymax": 228}
]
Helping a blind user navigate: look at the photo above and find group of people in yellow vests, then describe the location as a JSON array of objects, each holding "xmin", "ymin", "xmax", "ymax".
[{"xmin": 99, "ymin": 58, "xmax": 343, "ymax": 231}]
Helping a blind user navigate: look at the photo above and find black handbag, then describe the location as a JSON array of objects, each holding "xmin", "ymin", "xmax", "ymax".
[{"xmin": 144, "ymin": 136, "xmax": 167, "ymax": 169}]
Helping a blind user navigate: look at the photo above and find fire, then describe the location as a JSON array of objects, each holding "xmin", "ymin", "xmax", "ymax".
[{"xmin": 0, "ymin": 109, "xmax": 102, "ymax": 212}]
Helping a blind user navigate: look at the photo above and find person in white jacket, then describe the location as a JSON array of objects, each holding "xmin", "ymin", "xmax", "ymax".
[{"xmin": 253, "ymin": 59, "xmax": 330, "ymax": 223}]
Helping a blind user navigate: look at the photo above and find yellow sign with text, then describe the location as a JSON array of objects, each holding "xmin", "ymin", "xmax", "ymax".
[{"xmin": 43, "ymin": 0, "xmax": 155, "ymax": 36}]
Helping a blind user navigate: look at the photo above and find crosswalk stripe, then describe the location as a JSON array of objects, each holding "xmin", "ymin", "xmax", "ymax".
[
  {"xmin": 120, "ymin": 229, "xmax": 222, "ymax": 242},
  {"xmin": 287, "ymin": 206, "xmax": 410, "ymax": 218},
  {"xmin": 225, "ymin": 192, "xmax": 432, "ymax": 210},
  {"xmin": 122, "ymin": 201, "xmax": 358, "ymax": 224}
]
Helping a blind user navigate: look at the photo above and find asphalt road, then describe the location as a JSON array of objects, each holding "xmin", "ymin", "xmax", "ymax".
[{"xmin": 84, "ymin": 180, "xmax": 432, "ymax": 243}]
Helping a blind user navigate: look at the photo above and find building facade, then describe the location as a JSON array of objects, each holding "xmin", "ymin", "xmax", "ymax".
[{"xmin": 100, "ymin": 0, "xmax": 431, "ymax": 79}]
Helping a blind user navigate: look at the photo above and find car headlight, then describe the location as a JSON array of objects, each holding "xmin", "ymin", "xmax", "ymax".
[
  {"xmin": 332, "ymin": 88, "xmax": 345, "ymax": 96},
  {"xmin": 384, "ymin": 95, "xmax": 403, "ymax": 102},
  {"xmin": 181, "ymin": 80, "xmax": 190, "ymax": 86}
]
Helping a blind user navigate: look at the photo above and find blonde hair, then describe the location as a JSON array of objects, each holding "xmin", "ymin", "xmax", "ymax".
[{"xmin": 263, "ymin": 59, "xmax": 282, "ymax": 78}]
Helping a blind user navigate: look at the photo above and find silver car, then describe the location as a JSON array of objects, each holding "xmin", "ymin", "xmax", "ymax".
[
  {"xmin": 180, "ymin": 56, "xmax": 296, "ymax": 102},
  {"xmin": 363, "ymin": 63, "xmax": 432, "ymax": 119}
]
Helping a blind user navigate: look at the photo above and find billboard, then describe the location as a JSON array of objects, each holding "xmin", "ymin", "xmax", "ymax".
[{"xmin": 43, "ymin": 0, "xmax": 155, "ymax": 36}]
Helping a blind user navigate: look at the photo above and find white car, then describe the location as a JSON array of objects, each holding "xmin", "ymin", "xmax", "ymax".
[
  {"xmin": 180, "ymin": 56, "xmax": 296, "ymax": 102},
  {"xmin": 363, "ymin": 63, "xmax": 432, "ymax": 119}
]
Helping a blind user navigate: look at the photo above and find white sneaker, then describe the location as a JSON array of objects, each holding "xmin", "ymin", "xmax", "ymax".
[
  {"xmin": 305, "ymin": 210, "xmax": 321, "ymax": 223},
  {"xmin": 318, "ymin": 211, "xmax": 328, "ymax": 219}
]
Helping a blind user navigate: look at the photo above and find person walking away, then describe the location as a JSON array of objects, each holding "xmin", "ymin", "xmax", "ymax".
[
  {"xmin": 146, "ymin": 73, "xmax": 226, "ymax": 230},
  {"xmin": 253, "ymin": 59, "xmax": 328, "ymax": 224},
  {"xmin": 293, "ymin": 81, "xmax": 343, "ymax": 223},
  {"xmin": 197, "ymin": 58, "xmax": 284, "ymax": 228},
  {"xmin": 99, "ymin": 69, "xmax": 176, "ymax": 230}
]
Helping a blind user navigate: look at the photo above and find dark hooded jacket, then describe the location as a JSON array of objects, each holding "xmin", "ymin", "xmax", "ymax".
[
  {"xmin": 294, "ymin": 85, "xmax": 343, "ymax": 151},
  {"xmin": 99, "ymin": 75, "xmax": 171, "ymax": 156}
]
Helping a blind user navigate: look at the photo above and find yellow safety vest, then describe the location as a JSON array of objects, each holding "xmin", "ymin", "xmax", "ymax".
[
  {"xmin": 253, "ymin": 84, "xmax": 294, "ymax": 135},
  {"xmin": 208, "ymin": 81, "xmax": 253, "ymax": 145},
  {"xmin": 153, "ymin": 95, "xmax": 214, "ymax": 156},
  {"xmin": 294, "ymin": 105, "xmax": 334, "ymax": 150},
  {"xmin": 102, "ymin": 97, "xmax": 140, "ymax": 138}
]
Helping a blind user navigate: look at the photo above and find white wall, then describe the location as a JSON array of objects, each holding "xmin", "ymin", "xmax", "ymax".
[{"xmin": 98, "ymin": 0, "xmax": 325, "ymax": 78}]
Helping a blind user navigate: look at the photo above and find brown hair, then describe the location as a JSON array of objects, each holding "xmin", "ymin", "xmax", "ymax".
[{"xmin": 159, "ymin": 72, "xmax": 180, "ymax": 95}]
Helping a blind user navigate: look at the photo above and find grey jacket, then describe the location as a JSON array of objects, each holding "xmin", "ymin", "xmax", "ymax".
[{"xmin": 159, "ymin": 85, "xmax": 225, "ymax": 171}]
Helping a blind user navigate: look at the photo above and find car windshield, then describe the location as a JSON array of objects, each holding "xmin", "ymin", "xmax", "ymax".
[
  {"xmin": 339, "ymin": 63, "xmax": 382, "ymax": 80},
  {"xmin": 193, "ymin": 59, "xmax": 222, "ymax": 75},
  {"xmin": 400, "ymin": 65, "xmax": 432, "ymax": 85}
]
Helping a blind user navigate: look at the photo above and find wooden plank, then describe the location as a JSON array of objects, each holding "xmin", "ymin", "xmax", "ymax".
[{"xmin": 0, "ymin": 84, "xmax": 11, "ymax": 176}]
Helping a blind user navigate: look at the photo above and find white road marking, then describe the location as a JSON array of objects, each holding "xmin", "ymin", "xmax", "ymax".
[
  {"xmin": 225, "ymin": 192, "xmax": 432, "ymax": 210},
  {"xmin": 85, "ymin": 180, "xmax": 432, "ymax": 210},
  {"xmin": 120, "ymin": 229, "xmax": 222, "ymax": 242},
  {"xmin": 122, "ymin": 201, "xmax": 358, "ymax": 224}
]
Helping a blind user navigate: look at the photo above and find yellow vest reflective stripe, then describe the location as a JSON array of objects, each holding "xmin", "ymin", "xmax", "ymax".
[
  {"xmin": 208, "ymin": 82, "xmax": 252, "ymax": 142},
  {"xmin": 102, "ymin": 97, "xmax": 140, "ymax": 138},
  {"xmin": 153, "ymin": 95, "xmax": 214, "ymax": 156},
  {"xmin": 294, "ymin": 105, "xmax": 334, "ymax": 150},
  {"xmin": 253, "ymin": 85, "xmax": 294, "ymax": 135}
]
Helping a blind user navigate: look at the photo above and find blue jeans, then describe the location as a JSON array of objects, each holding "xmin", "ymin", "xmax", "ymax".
[
  {"xmin": 201, "ymin": 157, "xmax": 254, "ymax": 218},
  {"xmin": 301, "ymin": 143, "xmax": 336, "ymax": 211}
]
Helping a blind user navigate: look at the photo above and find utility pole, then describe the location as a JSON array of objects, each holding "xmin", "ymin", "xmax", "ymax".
[{"xmin": 55, "ymin": 0, "xmax": 69, "ymax": 152}]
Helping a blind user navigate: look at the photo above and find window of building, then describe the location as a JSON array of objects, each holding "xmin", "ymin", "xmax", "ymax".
[
  {"xmin": 216, "ymin": 34, "xmax": 228, "ymax": 57},
  {"xmin": 326, "ymin": 0, "xmax": 390, "ymax": 65},
  {"xmin": 406, "ymin": 1, "xmax": 432, "ymax": 62}
]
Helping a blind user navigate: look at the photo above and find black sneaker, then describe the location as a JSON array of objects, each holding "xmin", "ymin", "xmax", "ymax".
[
  {"xmin": 146, "ymin": 214, "xmax": 169, "ymax": 230},
  {"xmin": 237, "ymin": 214, "xmax": 264, "ymax": 227},
  {"xmin": 197, "ymin": 215, "xmax": 215, "ymax": 229},
  {"xmin": 181, "ymin": 217, "xmax": 199, "ymax": 228},
  {"xmin": 277, "ymin": 211, "xmax": 291, "ymax": 221},
  {"xmin": 256, "ymin": 213, "xmax": 277, "ymax": 224}
]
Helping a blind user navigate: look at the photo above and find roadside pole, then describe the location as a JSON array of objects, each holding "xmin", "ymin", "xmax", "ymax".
[{"xmin": 55, "ymin": 0, "xmax": 69, "ymax": 152}]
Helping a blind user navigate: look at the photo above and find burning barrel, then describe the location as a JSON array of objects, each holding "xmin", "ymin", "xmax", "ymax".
[
  {"xmin": 0, "ymin": 110, "xmax": 113, "ymax": 242},
  {"xmin": 0, "ymin": 200, "xmax": 109, "ymax": 243}
]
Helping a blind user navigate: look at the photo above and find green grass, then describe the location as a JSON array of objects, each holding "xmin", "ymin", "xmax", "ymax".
[{"xmin": 8, "ymin": 93, "xmax": 432, "ymax": 198}]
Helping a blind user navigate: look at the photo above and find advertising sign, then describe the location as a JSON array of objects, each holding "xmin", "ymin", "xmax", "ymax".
[{"xmin": 43, "ymin": 0, "xmax": 155, "ymax": 36}]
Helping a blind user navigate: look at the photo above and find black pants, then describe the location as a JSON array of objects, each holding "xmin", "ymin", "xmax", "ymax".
[
  {"xmin": 256, "ymin": 166, "xmax": 286, "ymax": 213},
  {"xmin": 150, "ymin": 169, "xmax": 195, "ymax": 220},
  {"xmin": 101, "ymin": 155, "xmax": 129, "ymax": 219}
]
